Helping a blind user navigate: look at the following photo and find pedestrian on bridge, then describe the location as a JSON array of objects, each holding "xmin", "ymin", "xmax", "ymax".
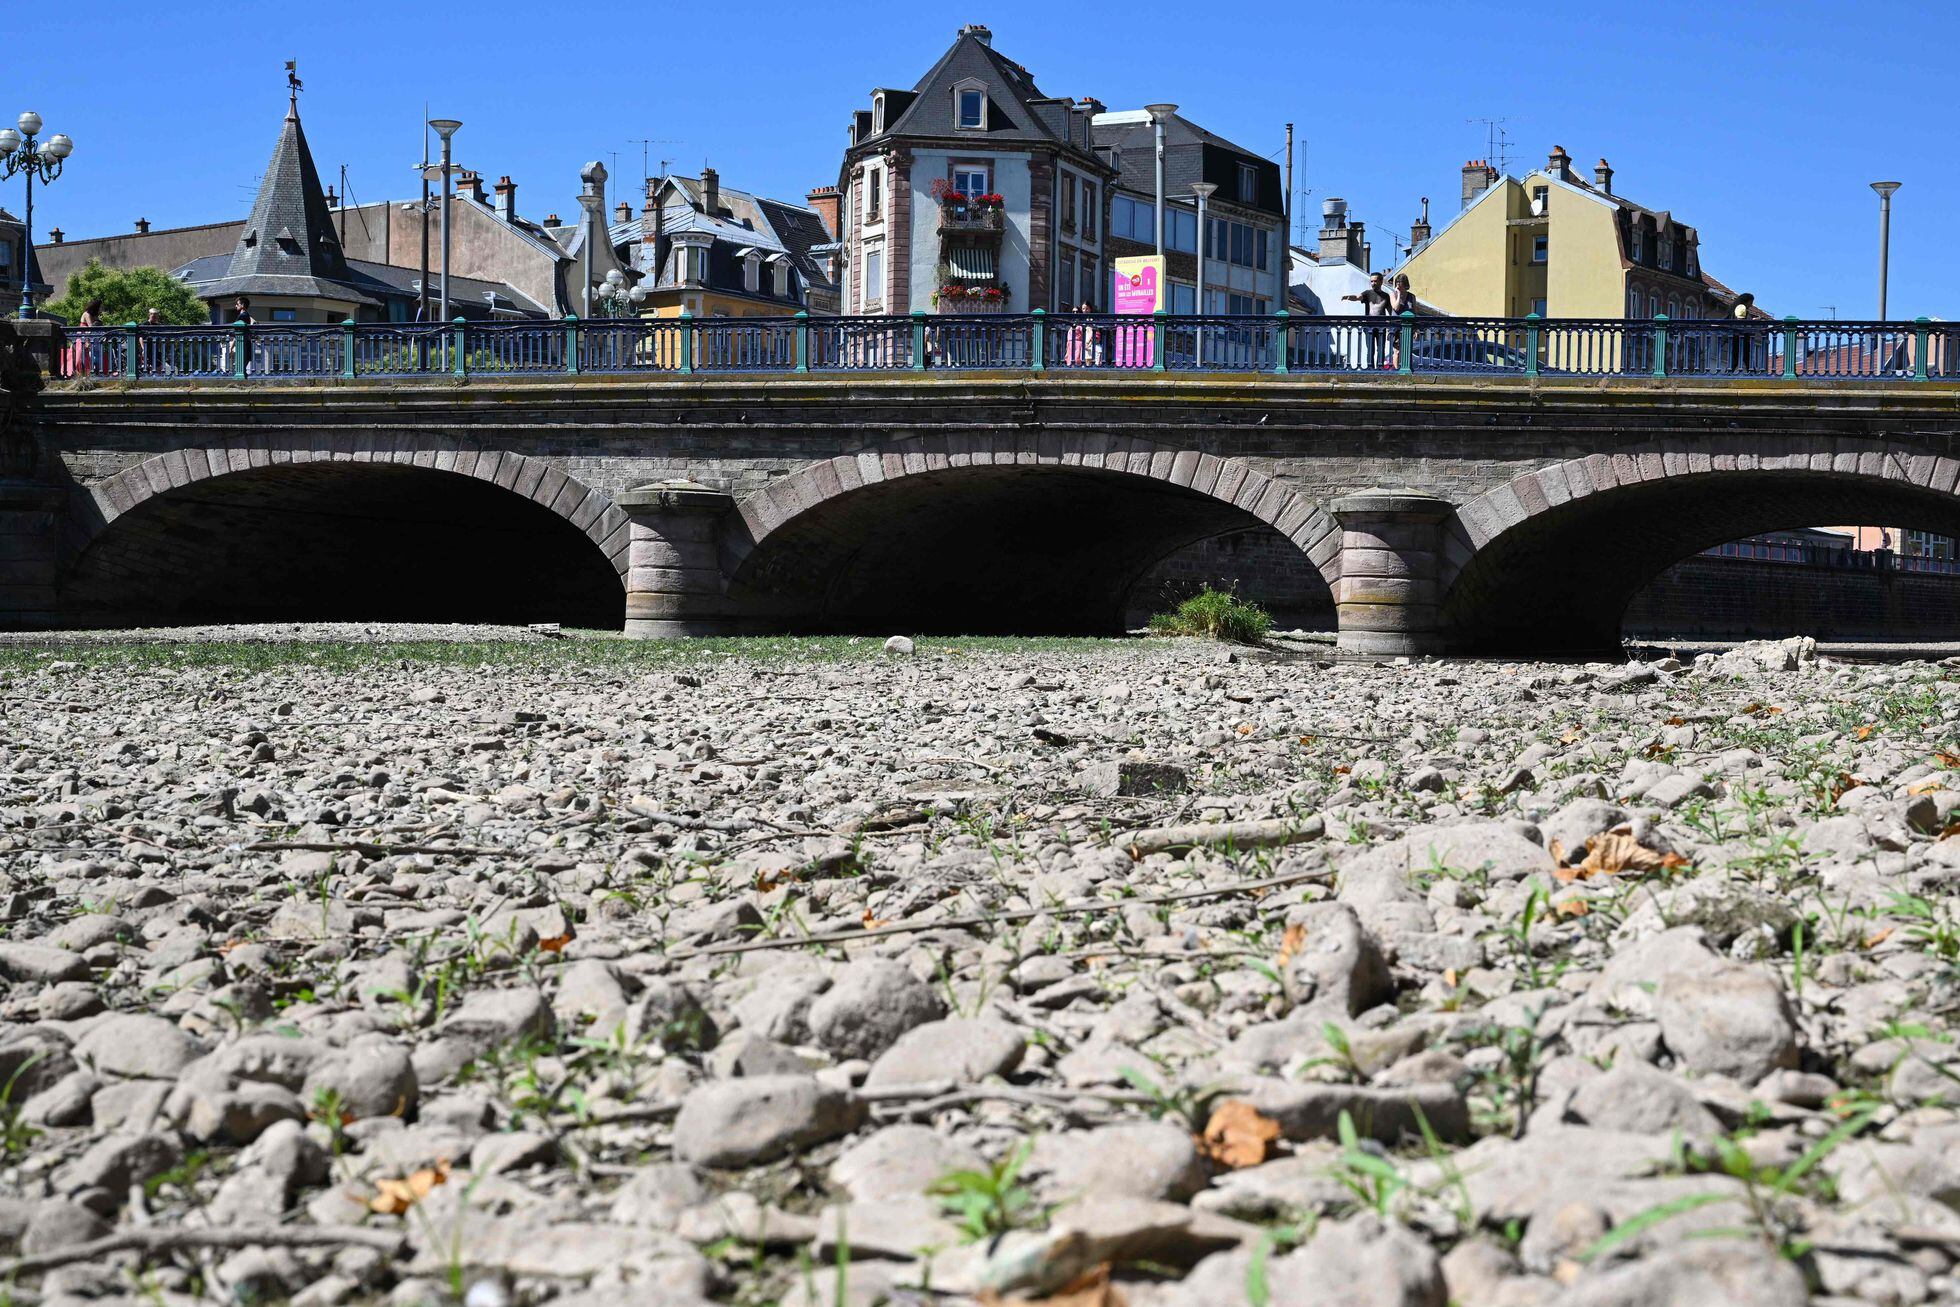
[{"xmin": 1345, "ymin": 272, "xmax": 1392, "ymax": 369}]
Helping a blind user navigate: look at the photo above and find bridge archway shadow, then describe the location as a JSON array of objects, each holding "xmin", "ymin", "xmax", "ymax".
[
  {"xmin": 60, "ymin": 461, "xmax": 624, "ymax": 629},
  {"xmin": 1445, "ymin": 465, "xmax": 1960, "ymax": 655},
  {"xmin": 725, "ymin": 464, "xmax": 1333, "ymax": 635}
]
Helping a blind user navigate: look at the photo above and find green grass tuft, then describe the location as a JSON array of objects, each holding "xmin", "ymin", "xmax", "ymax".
[{"xmin": 1148, "ymin": 588, "xmax": 1272, "ymax": 645}]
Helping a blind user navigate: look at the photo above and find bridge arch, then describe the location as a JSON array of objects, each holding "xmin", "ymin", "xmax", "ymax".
[
  {"xmin": 61, "ymin": 434, "xmax": 629, "ymax": 628},
  {"xmin": 1441, "ymin": 437, "xmax": 1960, "ymax": 653},
  {"xmin": 721, "ymin": 432, "xmax": 1341, "ymax": 634}
]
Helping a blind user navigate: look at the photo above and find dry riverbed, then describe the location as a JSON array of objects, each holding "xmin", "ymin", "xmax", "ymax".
[{"xmin": 1, "ymin": 633, "xmax": 1958, "ymax": 1306}]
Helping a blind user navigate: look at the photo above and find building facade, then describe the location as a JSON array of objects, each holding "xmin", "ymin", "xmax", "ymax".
[
  {"xmin": 0, "ymin": 208, "xmax": 47, "ymax": 308},
  {"xmin": 1094, "ymin": 109, "xmax": 1284, "ymax": 316},
  {"xmin": 835, "ymin": 25, "xmax": 1114, "ymax": 315},
  {"xmin": 1398, "ymin": 146, "xmax": 1750, "ymax": 321},
  {"xmin": 610, "ymin": 169, "xmax": 836, "ymax": 319}
]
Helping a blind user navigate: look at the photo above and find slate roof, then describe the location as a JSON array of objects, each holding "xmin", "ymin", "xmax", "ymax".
[
  {"xmin": 197, "ymin": 101, "xmax": 381, "ymax": 306},
  {"xmin": 1093, "ymin": 111, "xmax": 1284, "ymax": 216},
  {"xmin": 615, "ymin": 175, "xmax": 836, "ymax": 303},
  {"xmin": 175, "ymin": 252, "xmax": 545, "ymax": 319}
]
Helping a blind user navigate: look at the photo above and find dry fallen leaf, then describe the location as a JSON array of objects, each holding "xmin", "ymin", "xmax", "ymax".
[
  {"xmin": 1236, "ymin": 723, "xmax": 1255, "ymax": 736},
  {"xmin": 1332, "ymin": 765, "xmax": 1352, "ymax": 776},
  {"xmin": 1936, "ymin": 750, "xmax": 1960, "ymax": 769},
  {"xmin": 979, "ymin": 1264, "xmax": 1125, "ymax": 1307},
  {"xmin": 1556, "ymin": 829, "xmax": 1690, "ymax": 882},
  {"xmin": 1547, "ymin": 838, "xmax": 1568, "ymax": 866},
  {"xmin": 1555, "ymin": 898, "xmax": 1591, "ymax": 918},
  {"xmin": 1856, "ymin": 724, "xmax": 1876, "ymax": 741},
  {"xmin": 1830, "ymin": 773, "xmax": 1864, "ymax": 804},
  {"xmin": 369, "ymin": 1160, "xmax": 449, "ymax": 1215},
  {"xmin": 861, "ymin": 909, "xmax": 892, "ymax": 930},
  {"xmin": 1276, "ymin": 923, "xmax": 1307, "ymax": 969},
  {"xmin": 1908, "ymin": 779, "xmax": 1946, "ymax": 796},
  {"xmin": 1442, "ymin": 968, "xmax": 1460, "ymax": 989},
  {"xmin": 1298, "ymin": 734, "xmax": 1317, "ymax": 746},
  {"xmin": 1864, "ymin": 926, "xmax": 1895, "ymax": 949},
  {"xmin": 537, "ymin": 933, "xmax": 572, "ymax": 954},
  {"xmin": 1560, "ymin": 725, "xmax": 1585, "ymax": 744},
  {"xmin": 1663, "ymin": 716, "xmax": 1686, "ymax": 728},
  {"xmin": 1197, "ymin": 1099, "xmax": 1283, "ymax": 1170}
]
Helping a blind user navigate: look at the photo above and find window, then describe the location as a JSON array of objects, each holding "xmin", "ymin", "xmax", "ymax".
[
  {"xmin": 0, "ymin": 241, "xmax": 11, "ymax": 269},
  {"xmin": 773, "ymin": 262, "xmax": 790, "ymax": 299},
  {"xmin": 1079, "ymin": 254, "xmax": 1097, "ymax": 307},
  {"xmin": 1059, "ymin": 251, "xmax": 1076, "ymax": 306},
  {"xmin": 956, "ymin": 88, "xmax": 985, "ymax": 131},
  {"xmin": 1229, "ymin": 222, "xmax": 1253, "ymax": 268},
  {"xmin": 953, "ymin": 166, "xmax": 990, "ymax": 199},
  {"xmin": 1061, "ymin": 175, "xmax": 1076, "ymax": 232},
  {"xmin": 1650, "ymin": 293, "xmax": 1663, "ymax": 318},
  {"xmin": 1079, "ymin": 183, "xmax": 1096, "ymax": 240},
  {"xmin": 865, "ymin": 168, "xmax": 882, "ymax": 221},
  {"xmin": 1531, "ymin": 185, "xmax": 1549, "ymax": 215},
  {"xmin": 1167, "ymin": 207, "xmax": 1196, "ymax": 254},
  {"xmin": 872, "ymin": 91, "xmax": 885, "ymax": 135},
  {"xmin": 1531, "ymin": 234, "xmax": 1548, "ymax": 264},
  {"xmin": 1254, "ymin": 229, "xmax": 1269, "ymax": 271},
  {"xmin": 1237, "ymin": 163, "xmax": 1258, "ymax": 204},
  {"xmin": 1627, "ymin": 288, "xmax": 1641, "ymax": 317},
  {"xmin": 1169, "ymin": 280, "xmax": 1197, "ymax": 313},
  {"xmin": 1668, "ymin": 296, "xmax": 1680, "ymax": 319},
  {"xmin": 1659, "ymin": 234, "xmax": 1674, "ymax": 270},
  {"xmin": 1630, "ymin": 227, "xmax": 1644, "ymax": 262},
  {"xmin": 1111, "ymin": 194, "xmax": 1147, "ymax": 242},
  {"xmin": 1532, "ymin": 297, "xmax": 1547, "ymax": 316},
  {"xmin": 862, "ymin": 244, "xmax": 883, "ymax": 308},
  {"xmin": 272, "ymin": 308, "xmax": 298, "ymax": 322},
  {"xmin": 1686, "ymin": 246, "xmax": 1697, "ymax": 277},
  {"xmin": 742, "ymin": 253, "xmax": 761, "ymax": 293}
]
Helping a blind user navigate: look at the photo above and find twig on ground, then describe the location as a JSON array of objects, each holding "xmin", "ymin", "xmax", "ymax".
[
  {"xmin": 1120, "ymin": 815, "xmax": 1326, "ymax": 859},
  {"xmin": 0, "ymin": 1224, "xmax": 406, "ymax": 1279},
  {"xmin": 666, "ymin": 863, "xmax": 1332, "ymax": 960}
]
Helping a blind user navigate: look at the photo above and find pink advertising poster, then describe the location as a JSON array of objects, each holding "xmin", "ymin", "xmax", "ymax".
[{"xmin": 1110, "ymin": 256, "xmax": 1163, "ymax": 367}]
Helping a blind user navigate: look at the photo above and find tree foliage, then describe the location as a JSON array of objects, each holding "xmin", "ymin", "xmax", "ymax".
[{"xmin": 44, "ymin": 259, "xmax": 207, "ymax": 326}]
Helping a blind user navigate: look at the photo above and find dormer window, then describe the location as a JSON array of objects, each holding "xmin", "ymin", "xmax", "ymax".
[
  {"xmin": 955, "ymin": 81, "xmax": 987, "ymax": 131},
  {"xmin": 1238, "ymin": 163, "xmax": 1258, "ymax": 204},
  {"xmin": 873, "ymin": 91, "xmax": 886, "ymax": 135},
  {"xmin": 772, "ymin": 259, "xmax": 790, "ymax": 299},
  {"xmin": 1630, "ymin": 225, "xmax": 1644, "ymax": 263},
  {"xmin": 742, "ymin": 250, "xmax": 762, "ymax": 293}
]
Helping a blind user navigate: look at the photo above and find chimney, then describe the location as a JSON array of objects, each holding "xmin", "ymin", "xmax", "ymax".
[
  {"xmin": 49, "ymin": 228, "xmax": 63, "ymax": 244},
  {"xmin": 644, "ymin": 179, "xmax": 666, "ymax": 283},
  {"xmin": 615, "ymin": 201, "xmax": 631, "ymax": 224},
  {"xmin": 544, "ymin": 213, "xmax": 561, "ymax": 226},
  {"xmin": 459, "ymin": 170, "xmax": 487, "ymax": 204},
  {"xmin": 806, "ymin": 185, "xmax": 841, "ymax": 240},
  {"xmin": 1317, "ymin": 198, "xmax": 1365, "ymax": 266},
  {"xmin": 701, "ymin": 166, "xmax": 721, "ymax": 217},
  {"xmin": 1460, "ymin": 159, "xmax": 1498, "ymax": 209},
  {"xmin": 960, "ymin": 22, "xmax": 993, "ymax": 45},
  {"xmin": 135, "ymin": 218, "xmax": 151, "ymax": 235},
  {"xmin": 1547, "ymin": 145, "xmax": 1571, "ymax": 181},
  {"xmin": 1409, "ymin": 197, "xmax": 1430, "ymax": 252},
  {"xmin": 494, "ymin": 176, "xmax": 518, "ymax": 223},
  {"xmin": 325, "ymin": 186, "xmax": 338, "ymax": 208},
  {"xmin": 1594, "ymin": 158, "xmax": 1614, "ymax": 195}
]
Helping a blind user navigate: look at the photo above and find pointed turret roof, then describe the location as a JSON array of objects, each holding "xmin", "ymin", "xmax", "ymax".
[{"xmin": 199, "ymin": 92, "xmax": 379, "ymax": 305}]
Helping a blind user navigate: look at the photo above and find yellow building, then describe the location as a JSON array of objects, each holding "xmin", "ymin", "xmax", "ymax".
[{"xmin": 1398, "ymin": 146, "xmax": 1746, "ymax": 322}]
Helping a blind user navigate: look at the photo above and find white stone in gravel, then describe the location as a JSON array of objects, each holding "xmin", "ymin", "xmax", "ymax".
[
  {"xmin": 1555, "ymin": 1240, "xmax": 1806, "ymax": 1307},
  {"xmin": 671, "ymin": 1074, "xmax": 868, "ymax": 1168},
  {"xmin": 0, "ymin": 940, "xmax": 92, "ymax": 983},
  {"xmin": 864, "ymin": 1017, "xmax": 1025, "ymax": 1087},
  {"xmin": 807, "ymin": 959, "xmax": 945, "ymax": 1061},
  {"xmin": 1167, "ymin": 1213, "xmax": 1446, "ymax": 1306},
  {"xmin": 830, "ymin": 1124, "xmax": 985, "ymax": 1202},
  {"xmin": 302, "ymin": 1039, "xmax": 419, "ymax": 1120},
  {"xmin": 1567, "ymin": 1062, "xmax": 1722, "ymax": 1142},
  {"xmin": 1029, "ymin": 1122, "xmax": 1207, "ymax": 1203},
  {"xmin": 73, "ymin": 1014, "xmax": 204, "ymax": 1079},
  {"xmin": 1656, "ymin": 962, "xmax": 1798, "ymax": 1083}
]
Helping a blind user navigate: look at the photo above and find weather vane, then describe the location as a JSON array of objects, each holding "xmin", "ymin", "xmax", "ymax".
[{"xmin": 285, "ymin": 60, "xmax": 303, "ymax": 112}]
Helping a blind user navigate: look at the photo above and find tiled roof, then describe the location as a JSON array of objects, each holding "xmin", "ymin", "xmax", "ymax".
[
  {"xmin": 881, "ymin": 30, "xmax": 1059, "ymax": 143},
  {"xmin": 1092, "ymin": 111, "xmax": 1283, "ymax": 216}
]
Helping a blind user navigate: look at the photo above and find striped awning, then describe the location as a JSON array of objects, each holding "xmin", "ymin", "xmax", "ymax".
[{"xmin": 946, "ymin": 246, "xmax": 996, "ymax": 279}]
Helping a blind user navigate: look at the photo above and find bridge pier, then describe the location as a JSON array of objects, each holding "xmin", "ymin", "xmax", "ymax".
[
  {"xmin": 620, "ymin": 481, "xmax": 736, "ymax": 638},
  {"xmin": 1329, "ymin": 490, "xmax": 1453, "ymax": 657}
]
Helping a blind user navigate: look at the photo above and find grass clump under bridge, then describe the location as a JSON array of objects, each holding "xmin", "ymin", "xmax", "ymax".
[{"xmin": 1148, "ymin": 587, "xmax": 1273, "ymax": 645}]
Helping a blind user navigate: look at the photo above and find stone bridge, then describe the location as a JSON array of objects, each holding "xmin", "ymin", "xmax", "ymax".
[{"xmin": 8, "ymin": 372, "xmax": 1960, "ymax": 654}]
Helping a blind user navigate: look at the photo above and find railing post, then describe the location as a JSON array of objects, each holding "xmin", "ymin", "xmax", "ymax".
[
  {"xmin": 232, "ymin": 321, "xmax": 248, "ymax": 380},
  {"xmin": 340, "ymin": 318, "xmax": 356, "ymax": 380},
  {"xmin": 910, "ymin": 309, "xmax": 927, "ymax": 371},
  {"xmin": 1151, "ymin": 308, "xmax": 1166, "ymax": 373},
  {"xmin": 1914, "ymin": 316, "xmax": 1932, "ymax": 380},
  {"xmin": 1396, "ymin": 310, "xmax": 1414, "ymax": 375},
  {"xmin": 794, "ymin": 311, "xmax": 810, "ymax": 374},
  {"xmin": 1523, "ymin": 312, "xmax": 1541, "ymax": 378},
  {"xmin": 451, "ymin": 317, "xmax": 468, "ymax": 378},
  {"xmin": 564, "ymin": 315, "xmax": 581, "ymax": 375},
  {"xmin": 122, "ymin": 323, "xmax": 139, "ymax": 380},
  {"xmin": 1650, "ymin": 313, "xmax": 1669, "ymax": 378},
  {"xmin": 1272, "ymin": 309, "xmax": 1290, "ymax": 375},
  {"xmin": 1781, "ymin": 316, "xmax": 1800, "ymax": 380},
  {"xmin": 679, "ymin": 311, "xmax": 695, "ymax": 375},
  {"xmin": 1030, "ymin": 309, "xmax": 1045, "ymax": 373}
]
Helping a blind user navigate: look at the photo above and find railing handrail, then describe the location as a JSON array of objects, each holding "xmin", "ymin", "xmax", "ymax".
[{"xmin": 51, "ymin": 313, "xmax": 1955, "ymax": 384}]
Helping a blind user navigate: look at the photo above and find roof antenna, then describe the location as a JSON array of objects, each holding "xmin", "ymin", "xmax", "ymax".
[{"xmin": 1467, "ymin": 117, "xmax": 1512, "ymax": 173}]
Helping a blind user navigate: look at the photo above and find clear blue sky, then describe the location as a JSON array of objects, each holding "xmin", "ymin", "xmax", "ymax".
[{"xmin": 18, "ymin": 0, "xmax": 1949, "ymax": 319}]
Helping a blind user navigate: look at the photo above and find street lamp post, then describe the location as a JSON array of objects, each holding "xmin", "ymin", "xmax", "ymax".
[
  {"xmin": 429, "ymin": 119, "xmax": 462, "ymax": 322},
  {"xmin": 1191, "ymin": 182, "xmax": 1217, "ymax": 366},
  {"xmin": 0, "ymin": 111, "xmax": 75, "ymax": 319},
  {"xmin": 1870, "ymin": 181, "xmax": 1900, "ymax": 321},
  {"xmin": 1145, "ymin": 103, "xmax": 1177, "ymax": 261},
  {"xmin": 593, "ymin": 268, "xmax": 647, "ymax": 318}
]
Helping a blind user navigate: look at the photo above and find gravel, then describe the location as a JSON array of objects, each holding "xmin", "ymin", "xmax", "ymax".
[{"xmin": 1, "ymin": 632, "xmax": 1958, "ymax": 1303}]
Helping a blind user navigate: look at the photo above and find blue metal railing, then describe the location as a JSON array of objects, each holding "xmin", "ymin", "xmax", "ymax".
[{"xmin": 51, "ymin": 313, "xmax": 1958, "ymax": 384}]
